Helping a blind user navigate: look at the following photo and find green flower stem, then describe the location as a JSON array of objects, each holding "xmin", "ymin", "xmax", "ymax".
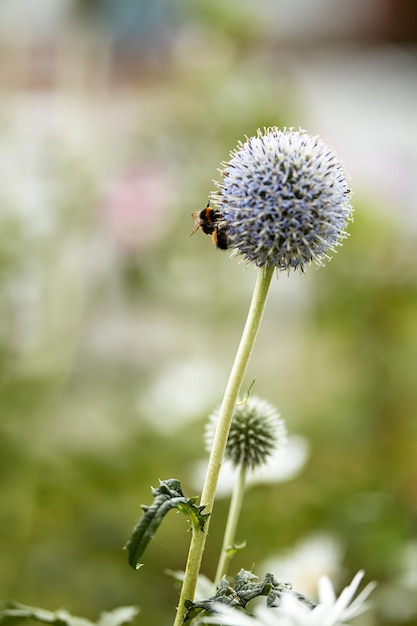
[
  {"xmin": 172, "ymin": 265, "xmax": 274, "ymax": 626},
  {"xmin": 214, "ymin": 462, "xmax": 247, "ymax": 584}
]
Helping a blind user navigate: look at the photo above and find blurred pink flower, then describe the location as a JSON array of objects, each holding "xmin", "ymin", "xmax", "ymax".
[{"xmin": 100, "ymin": 162, "xmax": 174, "ymax": 252}]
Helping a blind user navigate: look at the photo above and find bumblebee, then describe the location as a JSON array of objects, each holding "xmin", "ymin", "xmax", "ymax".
[{"xmin": 190, "ymin": 201, "xmax": 229, "ymax": 250}]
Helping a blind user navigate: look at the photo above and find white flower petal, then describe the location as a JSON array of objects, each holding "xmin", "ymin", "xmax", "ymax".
[{"xmin": 317, "ymin": 575, "xmax": 337, "ymax": 605}]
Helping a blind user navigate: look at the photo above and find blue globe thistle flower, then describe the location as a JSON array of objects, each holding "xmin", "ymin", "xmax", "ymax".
[{"xmin": 213, "ymin": 127, "xmax": 353, "ymax": 272}]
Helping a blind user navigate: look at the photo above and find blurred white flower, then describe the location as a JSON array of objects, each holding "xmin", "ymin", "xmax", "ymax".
[
  {"xmin": 190, "ymin": 435, "xmax": 309, "ymax": 496},
  {"xmin": 203, "ymin": 571, "xmax": 375, "ymax": 626},
  {"xmin": 138, "ymin": 358, "xmax": 224, "ymax": 433},
  {"xmin": 260, "ymin": 534, "xmax": 344, "ymax": 599}
]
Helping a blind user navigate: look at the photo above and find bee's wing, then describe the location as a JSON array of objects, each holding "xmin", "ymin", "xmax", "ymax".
[{"xmin": 190, "ymin": 211, "xmax": 202, "ymax": 236}]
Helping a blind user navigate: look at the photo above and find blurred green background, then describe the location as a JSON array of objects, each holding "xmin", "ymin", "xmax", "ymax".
[{"xmin": 1, "ymin": 1, "xmax": 417, "ymax": 625}]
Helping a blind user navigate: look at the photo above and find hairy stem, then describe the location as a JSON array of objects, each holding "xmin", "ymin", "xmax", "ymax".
[{"xmin": 173, "ymin": 265, "xmax": 274, "ymax": 626}]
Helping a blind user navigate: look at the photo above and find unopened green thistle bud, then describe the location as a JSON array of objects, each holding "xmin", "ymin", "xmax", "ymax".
[
  {"xmin": 206, "ymin": 396, "xmax": 286, "ymax": 472},
  {"xmin": 213, "ymin": 127, "xmax": 353, "ymax": 272}
]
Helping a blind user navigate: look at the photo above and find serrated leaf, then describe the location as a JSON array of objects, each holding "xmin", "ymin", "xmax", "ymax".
[
  {"xmin": 183, "ymin": 569, "xmax": 317, "ymax": 622},
  {"xmin": 126, "ymin": 479, "xmax": 209, "ymax": 570}
]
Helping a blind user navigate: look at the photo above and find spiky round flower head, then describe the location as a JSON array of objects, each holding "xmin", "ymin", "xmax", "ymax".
[
  {"xmin": 205, "ymin": 396, "xmax": 286, "ymax": 472},
  {"xmin": 213, "ymin": 127, "xmax": 353, "ymax": 272}
]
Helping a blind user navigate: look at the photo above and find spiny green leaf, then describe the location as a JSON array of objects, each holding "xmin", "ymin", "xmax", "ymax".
[
  {"xmin": 126, "ymin": 478, "xmax": 209, "ymax": 570},
  {"xmin": 183, "ymin": 569, "xmax": 316, "ymax": 622}
]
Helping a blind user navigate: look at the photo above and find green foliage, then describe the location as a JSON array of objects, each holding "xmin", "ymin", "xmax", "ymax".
[
  {"xmin": 126, "ymin": 479, "xmax": 209, "ymax": 570},
  {"xmin": 183, "ymin": 569, "xmax": 316, "ymax": 623}
]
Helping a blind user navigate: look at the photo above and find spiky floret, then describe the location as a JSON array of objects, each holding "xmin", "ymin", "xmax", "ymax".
[
  {"xmin": 213, "ymin": 127, "xmax": 353, "ymax": 272},
  {"xmin": 206, "ymin": 396, "xmax": 286, "ymax": 471}
]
